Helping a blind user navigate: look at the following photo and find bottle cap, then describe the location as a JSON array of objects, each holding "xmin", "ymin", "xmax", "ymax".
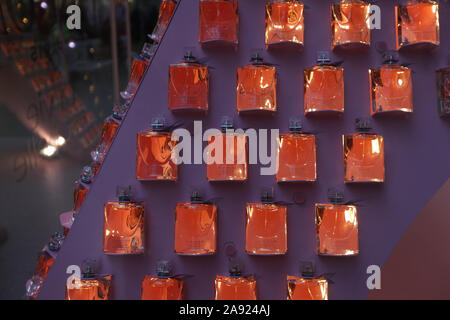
[
  {"xmin": 289, "ymin": 118, "xmax": 302, "ymax": 132},
  {"xmin": 317, "ymin": 51, "xmax": 331, "ymax": 64},
  {"xmin": 190, "ymin": 191, "xmax": 203, "ymax": 203},
  {"xmin": 229, "ymin": 264, "xmax": 242, "ymax": 277},
  {"xmin": 112, "ymin": 102, "xmax": 130, "ymax": 120},
  {"xmin": 151, "ymin": 117, "xmax": 166, "ymax": 131},
  {"xmin": 328, "ymin": 188, "xmax": 344, "ymax": 204},
  {"xmin": 183, "ymin": 50, "xmax": 197, "ymax": 62},
  {"xmin": 156, "ymin": 260, "xmax": 172, "ymax": 277},
  {"xmin": 301, "ymin": 261, "xmax": 315, "ymax": 278},
  {"xmin": 261, "ymin": 188, "xmax": 274, "ymax": 203},
  {"xmin": 80, "ymin": 166, "xmax": 94, "ymax": 184},
  {"xmin": 141, "ymin": 41, "xmax": 157, "ymax": 61},
  {"xmin": 116, "ymin": 186, "xmax": 132, "ymax": 202},
  {"xmin": 81, "ymin": 259, "xmax": 97, "ymax": 279},
  {"xmin": 382, "ymin": 50, "xmax": 399, "ymax": 65},
  {"xmin": 355, "ymin": 118, "xmax": 372, "ymax": 132},
  {"xmin": 250, "ymin": 52, "xmax": 264, "ymax": 63},
  {"xmin": 220, "ymin": 116, "xmax": 234, "ymax": 132}
]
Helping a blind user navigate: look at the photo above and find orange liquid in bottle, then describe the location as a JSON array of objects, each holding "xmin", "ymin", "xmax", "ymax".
[
  {"xmin": 396, "ymin": 1, "xmax": 440, "ymax": 50},
  {"xmin": 265, "ymin": 0, "xmax": 304, "ymax": 48},
  {"xmin": 245, "ymin": 203, "xmax": 287, "ymax": 255},
  {"xmin": 103, "ymin": 201, "xmax": 145, "ymax": 255},
  {"xmin": 315, "ymin": 203, "xmax": 359, "ymax": 256},
  {"xmin": 276, "ymin": 132, "xmax": 316, "ymax": 182},
  {"xmin": 141, "ymin": 276, "xmax": 183, "ymax": 300},
  {"xmin": 65, "ymin": 276, "xmax": 112, "ymax": 300},
  {"xmin": 304, "ymin": 65, "xmax": 344, "ymax": 114},
  {"xmin": 175, "ymin": 202, "xmax": 217, "ymax": 255},
  {"xmin": 331, "ymin": 0, "xmax": 371, "ymax": 49},
  {"xmin": 215, "ymin": 275, "xmax": 257, "ymax": 300},
  {"xmin": 136, "ymin": 131, "xmax": 178, "ymax": 181},
  {"xmin": 34, "ymin": 252, "xmax": 54, "ymax": 279},
  {"xmin": 343, "ymin": 133, "xmax": 385, "ymax": 183},
  {"xmin": 287, "ymin": 276, "xmax": 328, "ymax": 300},
  {"xmin": 99, "ymin": 118, "xmax": 119, "ymax": 152},
  {"xmin": 370, "ymin": 65, "xmax": 413, "ymax": 114},
  {"xmin": 73, "ymin": 182, "xmax": 88, "ymax": 212},
  {"xmin": 199, "ymin": 0, "xmax": 239, "ymax": 44},
  {"xmin": 206, "ymin": 133, "xmax": 247, "ymax": 181},
  {"xmin": 122, "ymin": 59, "xmax": 149, "ymax": 100},
  {"xmin": 151, "ymin": 0, "xmax": 177, "ymax": 43}
]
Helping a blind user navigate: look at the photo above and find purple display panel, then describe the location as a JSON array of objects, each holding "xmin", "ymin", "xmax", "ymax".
[{"xmin": 39, "ymin": 0, "xmax": 450, "ymax": 300}]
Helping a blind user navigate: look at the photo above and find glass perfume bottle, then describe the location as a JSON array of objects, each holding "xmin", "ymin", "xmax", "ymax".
[
  {"xmin": 331, "ymin": 0, "xmax": 371, "ymax": 50},
  {"xmin": 73, "ymin": 166, "xmax": 94, "ymax": 214},
  {"xmin": 369, "ymin": 51, "xmax": 413, "ymax": 115},
  {"xmin": 168, "ymin": 51, "xmax": 209, "ymax": 112},
  {"xmin": 206, "ymin": 118, "xmax": 248, "ymax": 181},
  {"xmin": 395, "ymin": 0, "xmax": 440, "ymax": 50},
  {"xmin": 103, "ymin": 186, "xmax": 145, "ymax": 255},
  {"xmin": 246, "ymin": 191, "xmax": 287, "ymax": 255},
  {"xmin": 343, "ymin": 119, "xmax": 385, "ymax": 183},
  {"xmin": 136, "ymin": 118, "xmax": 178, "ymax": 181},
  {"xmin": 65, "ymin": 260, "xmax": 112, "ymax": 300},
  {"xmin": 276, "ymin": 119, "xmax": 317, "ymax": 182},
  {"xmin": 287, "ymin": 262, "xmax": 329, "ymax": 300},
  {"xmin": 175, "ymin": 192, "xmax": 217, "ymax": 255},
  {"xmin": 141, "ymin": 261, "xmax": 184, "ymax": 300},
  {"xmin": 199, "ymin": 0, "xmax": 239, "ymax": 45},
  {"xmin": 215, "ymin": 265, "xmax": 257, "ymax": 300},
  {"xmin": 150, "ymin": 0, "xmax": 177, "ymax": 43},
  {"xmin": 437, "ymin": 65, "xmax": 449, "ymax": 117},
  {"xmin": 120, "ymin": 41, "xmax": 156, "ymax": 100},
  {"xmin": 237, "ymin": 53, "xmax": 277, "ymax": 113},
  {"xmin": 304, "ymin": 51, "xmax": 344, "ymax": 115},
  {"xmin": 315, "ymin": 189, "xmax": 359, "ymax": 256},
  {"xmin": 265, "ymin": 0, "xmax": 304, "ymax": 49},
  {"xmin": 98, "ymin": 117, "xmax": 119, "ymax": 155}
]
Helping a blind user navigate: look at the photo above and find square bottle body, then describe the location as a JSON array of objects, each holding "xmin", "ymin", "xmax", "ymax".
[
  {"xmin": 136, "ymin": 130, "xmax": 178, "ymax": 181},
  {"xmin": 199, "ymin": 0, "xmax": 239, "ymax": 45},
  {"xmin": 141, "ymin": 276, "xmax": 183, "ymax": 300},
  {"xmin": 315, "ymin": 203, "xmax": 359, "ymax": 256},
  {"xmin": 103, "ymin": 201, "xmax": 145, "ymax": 255},
  {"xmin": 124, "ymin": 58, "xmax": 149, "ymax": 99},
  {"xmin": 287, "ymin": 276, "xmax": 328, "ymax": 300},
  {"xmin": 65, "ymin": 275, "xmax": 112, "ymax": 300},
  {"xmin": 343, "ymin": 133, "xmax": 385, "ymax": 183},
  {"xmin": 437, "ymin": 67, "xmax": 450, "ymax": 117},
  {"xmin": 304, "ymin": 65, "xmax": 344, "ymax": 115},
  {"xmin": 175, "ymin": 202, "xmax": 217, "ymax": 255},
  {"xmin": 99, "ymin": 118, "xmax": 119, "ymax": 153},
  {"xmin": 265, "ymin": 0, "xmax": 304, "ymax": 48},
  {"xmin": 151, "ymin": 0, "xmax": 177, "ymax": 43},
  {"xmin": 73, "ymin": 181, "xmax": 88, "ymax": 212},
  {"xmin": 215, "ymin": 275, "xmax": 257, "ymax": 300},
  {"xmin": 276, "ymin": 132, "xmax": 317, "ymax": 182},
  {"xmin": 246, "ymin": 203, "xmax": 287, "ymax": 255}
]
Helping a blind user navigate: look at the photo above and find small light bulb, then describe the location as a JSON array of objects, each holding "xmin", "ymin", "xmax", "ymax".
[
  {"xmin": 40, "ymin": 145, "xmax": 57, "ymax": 157},
  {"xmin": 55, "ymin": 136, "xmax": 66, "ymax": 146}
]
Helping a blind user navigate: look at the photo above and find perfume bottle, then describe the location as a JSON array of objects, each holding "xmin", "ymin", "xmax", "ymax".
[
  {"xmin": 98, "ymin": 116, "xmax": 119, "ymax": 155},
  {"xmin": 246, "ymin": 191, "xmax": 287, "ymax": 255},
  {"xmin": 331, "ymin": 0, "xmax": 371, "ymax": 50},
  {"xmin": 199, "ymin": 0, "xmax": 239, "ymax": 45},
  {"xmin": 103, "ymin": 186, "xmax": 145, "ymax": 255},
  {"xmin": 65, "ymin": 260, "xmax": 112, "ymax": 300},
  {"xmin": 304, "ymin": 52, "xmax": 344, "ymax": 115},
  {"xmin": 276, "ymin": 119, "xmax": 317, "ymax": 182},
  {"xmin": 287, "ymin": 262, "xmax": 329, "ymax": 300},
  {"xmin": 265, "ymin": 0, "xmax": 304, "ymax": 49},
  {"xmin": 168, "ymin": 51, "xmax": 209, "ymax": 112},
  {"xmin": 175, "ymin": 192, "xmax": 217, "ymax": 255},
  {"xmin": 141, "ymin": 261, "xmax": 184, "ymax": 300},
  {"xmin": 369, "ymin": 51, "xmax": 413, "ymax": 115},
  {"xmin": 120, "ymin": 41, "xmax": 156, "ymax": 100},
  {"xmin": 237, "ymin": 53, "xmax": 277, "ymax": 113},
  {"xmin": 315, "ymin": 189, "xmax": 359, "ymax": 256},
  {"xmin": 437, "ymin": 65, "xmax": 449, "ymax": 117},
  {"xmin": 206, "ymin": 118, "xmax": 248, "ymax": 181},
  {"xmin": 73, "ymin": 166, "xmax": 94, "ymax": 214},
  {"xmin": 136, "ymin": 118, "xmax": 178, "ymax": 181},
  {"xmin": 343, "ymin": 119, "xmax": 385, "ymax": 183},
  {"xmin": 150, "ymin": 0, "xmax": 177, "ymax": 43},
  {"xmin": 215, "ymin": 265, "xmax": 257, "ymax": 300},
  {"xmin": 395, "ymin": 0, "xmax": 440, "ymax": 50}
]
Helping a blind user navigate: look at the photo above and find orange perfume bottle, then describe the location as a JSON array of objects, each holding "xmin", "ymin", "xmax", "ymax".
[
  {"xmin": 206, "ymin": 118, "xmax": 248, "ymax": 182},
  {"xmin": 150, "ymin": 0, "xmax": 177, "ymax": 43},
  {"xmin": 343, "ymin": 119, "xmax": 385, "ymax": 183},
  {"xmin": 237, "ymin": 53, "xmax": 277, "ymax": 113},
  {"xmin": 331, "ymin": 0, "xmax": 371, "ymax": 50},
  {"xmin": 136, "ymin": 118, "xmax": 178, "ymax": 181},
  {"xmin": 304, "ymin": 52, "xmax": 344, "ymax": 115},
  {"xmin": 215, "ymin": 265, "xmax": 257, "ymax": 300},
  {"xmin": 73, "ymin": 166, "xmax": 94, "ymax": 214},
  {"xmin": 168, "ymin": 51, "xmax": 209, "ymax": 112},
  {"xmin": 395, "ymin": 0, "xmax": 440, "ymax": 50},
  {"xmin": 141, "ymin": 261, "xmax": 184, "ymax": 300},
  {"xmin": 103, "ymin": 186, "xmax": 145, "ymax": 255},
  {"xmin": 315, "ymin": 189, "xmax": 359, "ymax": 256},
  {"xmin": 265, "ymin": 0, "xmax": 304, "ymax": 49},
  {"xmin": 287, "ymin": 262, "xmax": 329, "ymax": 300},
  {"xmin": 120, "ymin": 41, "xmax": 156, "ymax": 100},
  {"xmin": 369, "ymin": 51, "xmax": 413, "ymax": 115},
  {"xmin": 276, "ymin": 119, "xmax": 317, "ymax": 182},
  {"xmin": 199, "ymin": 0, "xmax": 239, "ymax": 45},
  {"xmin": 437, "ymin": 65, "xmax": 449, "ymax": 117},
  {"xmin": 246, "ymin": 191, "xmax": 287, "ymax": 255},
  {"xmin": 65, "ymin": 260, "xmax": 112, "ymax": 300},
  {"xmin": 98, "ymin": 117, "xmax": 119, "ymax": 155},
  {"xmin": 175, "ymin": 192, "xmax": 217, "ymax": 255}
]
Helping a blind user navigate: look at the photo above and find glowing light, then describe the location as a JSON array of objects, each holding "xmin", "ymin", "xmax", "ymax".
[
  {"xmin": 40, "ymin": 145, "xmax": 57, "ymax": 157},
  {"xmin": 40, "ymin": 2, "xmax": 48, "ymax": 9},
  {"xmin": 68, "ymin": 41, "xmax": 76, "ymax": 49},
  {"xmin": 398, "ymin": 78, "xmax": 404, "ymax": 86},
  {"xmin": 55, "ymin": 136, "xmax": 66, "ymax": 146},
  {"xmin": 371, "ymin": 139, "xmax": 380, "ymax": 154}
]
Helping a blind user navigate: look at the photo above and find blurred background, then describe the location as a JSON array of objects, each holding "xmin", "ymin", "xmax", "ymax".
[{"xmin": 0, "ymin": 0, "xmax": 163, "ymax": 299}]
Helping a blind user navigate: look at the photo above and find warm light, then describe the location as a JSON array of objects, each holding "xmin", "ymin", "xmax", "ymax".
[
  {"xmin": 55, "ymin": 136, "xmax": 66, "ymax": 146},
  {"xmin": 40, "ymin": 145, "xmax": 57, "ymax": 157},
  {"xmin": 371, "ymin": 139, "xmax": 380, "ymax": 154}
]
